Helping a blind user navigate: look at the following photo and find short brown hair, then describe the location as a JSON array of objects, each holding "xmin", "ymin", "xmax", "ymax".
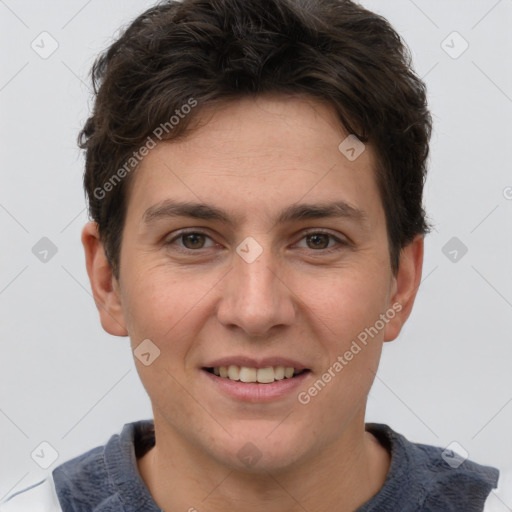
[{"xmin": 80, "ymin": 0, "xmax": 432, "ymax": 280}]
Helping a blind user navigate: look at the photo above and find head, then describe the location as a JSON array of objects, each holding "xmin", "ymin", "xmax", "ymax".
[{"xmin": 81, "ymin": 0, "xmax": 431, "ymax": 472}]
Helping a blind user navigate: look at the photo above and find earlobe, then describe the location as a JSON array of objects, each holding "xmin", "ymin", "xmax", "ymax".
[
  {"xmin": 383, "ymin": 235, "xmax": 424, "ymax": 342},
  {"xmin": 81, "ymin": 221, "xmax": 128, "ymax": 337}
]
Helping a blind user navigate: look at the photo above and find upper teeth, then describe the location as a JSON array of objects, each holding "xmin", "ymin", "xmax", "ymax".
[{"xmin": 213, "ymin": 365, "xmax": 298, "ymax": 383}]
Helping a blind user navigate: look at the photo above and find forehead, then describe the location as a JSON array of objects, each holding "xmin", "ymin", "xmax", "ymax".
[{"xmin": 123, "ymin": 94, "xmax": 384, "ymax": 230}]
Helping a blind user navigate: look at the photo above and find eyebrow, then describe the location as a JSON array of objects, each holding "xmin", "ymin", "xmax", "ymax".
[{"xmin": 142, "ymin": 199, "xmax": 369, "ymax": 227}]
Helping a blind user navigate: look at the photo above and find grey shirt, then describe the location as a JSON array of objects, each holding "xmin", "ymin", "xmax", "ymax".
[{"xmin": 19, "ymin": 420, "xmax": 502, "ymax": 511}]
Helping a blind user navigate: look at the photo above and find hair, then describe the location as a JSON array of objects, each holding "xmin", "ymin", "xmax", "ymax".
[{"xmin": 80, "ymin": 0, "xmax": 432, "ymax": 281}]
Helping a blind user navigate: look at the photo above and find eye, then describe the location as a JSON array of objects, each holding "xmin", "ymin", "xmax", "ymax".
[
  {"xmin": 295, "ymin": 230, "xmax": 347, "ymax": 251},
  {"xmin": 166, "ymin": 230, "xmax": 216, "ymax": 251}
]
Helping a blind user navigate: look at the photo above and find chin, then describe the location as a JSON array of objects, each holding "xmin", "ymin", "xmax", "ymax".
[{"xmin": 214, "ymin": 424, "xmax": 314, "ymax": 474}]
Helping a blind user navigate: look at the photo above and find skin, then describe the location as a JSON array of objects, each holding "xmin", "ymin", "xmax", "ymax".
[{"xmin": 82, "ymin": 94, "xmax": 423, "ymax": 512}]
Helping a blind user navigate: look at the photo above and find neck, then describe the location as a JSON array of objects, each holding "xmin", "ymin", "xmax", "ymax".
[{"xmin": 137, "ymin": 412, "xmax": 390, "ymax": 512}]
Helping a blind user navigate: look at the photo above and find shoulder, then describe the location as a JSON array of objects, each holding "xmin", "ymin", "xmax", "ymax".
[
  {"xmin": 366, "ymin": 423, "xmax": 503, "ymax": 511},
  {"xmin": 0, "ymin": 444, "xmax": 106, "ymax": 512},
  {"xmin": 0, "ymin": 477, "xmax": 62, "ymax": 512},
  {"xmin": 1, "ymin": 420, "xmax": 155, "ymax": 512},
  {"xmin": 405, "ymin": 436, "xmax": 501, "ymax": 509},
  {"xmin": 483, "ymin": 468, "xmax": 512, "ymax": 511}
]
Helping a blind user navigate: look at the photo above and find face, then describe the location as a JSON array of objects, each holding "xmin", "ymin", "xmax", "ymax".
[{"xmin": 85, "ymin": 94, "xmax": 421, "ymax": 473}]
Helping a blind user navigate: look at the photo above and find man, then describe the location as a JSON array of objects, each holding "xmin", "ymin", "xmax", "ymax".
[{"xmin": 2, "ymin": 0, "xmax": 509, "ymax": 510}]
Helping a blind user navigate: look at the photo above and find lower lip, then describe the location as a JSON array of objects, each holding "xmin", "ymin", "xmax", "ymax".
[{"xmin": 202, "ymin": 369, "xmax": 311, "ymax": 402}]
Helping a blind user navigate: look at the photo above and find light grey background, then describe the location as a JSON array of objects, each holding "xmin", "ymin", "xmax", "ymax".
[{"xmin": 1, "ymin": 0, "xmax": 511, "ymax": 499}]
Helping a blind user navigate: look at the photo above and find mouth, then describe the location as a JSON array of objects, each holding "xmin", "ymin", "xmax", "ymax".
[{"xmin": 203, "ymin": 365, "xmax": 310, "ymax": 384}]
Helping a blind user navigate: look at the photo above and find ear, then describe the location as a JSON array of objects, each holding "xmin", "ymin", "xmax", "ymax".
[
  {"xmin": 81, "ymin": 221, "xmax": 128, "ymax": 337},
  {"xmin": 383, "ymin": 234, "xmax": 424, "ymax": 342}
]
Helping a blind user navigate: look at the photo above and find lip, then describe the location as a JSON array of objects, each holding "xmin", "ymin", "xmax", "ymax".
[
  {"xmin": 202, "ymin": 356, "xmax": 309, "ymax": 371},
  {"xmin": 201, "ymin": 368, "xmax": 311, "ymax": 403}
]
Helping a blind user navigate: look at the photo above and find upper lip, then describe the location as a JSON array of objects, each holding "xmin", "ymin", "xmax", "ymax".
[{"xmin": 203, "ymin": 356, "xmax": 309, "ymax": 371}]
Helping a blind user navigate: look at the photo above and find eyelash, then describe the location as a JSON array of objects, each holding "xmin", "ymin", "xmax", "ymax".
[{"xmin": 165, "ymin": 229, "xmax": 349, "ymax": 255}]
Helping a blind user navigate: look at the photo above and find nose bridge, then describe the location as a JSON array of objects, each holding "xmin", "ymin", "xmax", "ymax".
[
  {"xmin": 237, "ymin": 251, "xmax": 278, "ymax": 303},
  {"xmin": 217, "ymin": 235, "xmax": 294, "ymax": 335}
]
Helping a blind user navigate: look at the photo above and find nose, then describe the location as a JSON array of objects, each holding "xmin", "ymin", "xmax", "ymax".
[{"xmin": 216, "ymin": 239, "xmax": 296, "ymax": 337}]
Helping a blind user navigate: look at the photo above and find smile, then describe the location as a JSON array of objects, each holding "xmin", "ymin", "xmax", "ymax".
[{"xmin": 205, "ymin": 365, "xmax": 308, "ymax": 384}]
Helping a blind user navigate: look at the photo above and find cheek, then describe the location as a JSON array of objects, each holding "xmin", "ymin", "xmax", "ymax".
[
  {"xmin": 122, "ymin": 269, "xmax": 212, "ymax": 415},
  {"xmin": 296, "ymin": 269, "xmax": 389, "ymax": 406},
  {"xmin": 297, "ymin": 310, "xmax": 385, "ymax": 435},
  {"xmin": 122, "ymin": 263, "xmax": 213, "ymax": 337},
  {"xmin": 304, "ymin": 265, "xmax": 391, "ymax": 342}
]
